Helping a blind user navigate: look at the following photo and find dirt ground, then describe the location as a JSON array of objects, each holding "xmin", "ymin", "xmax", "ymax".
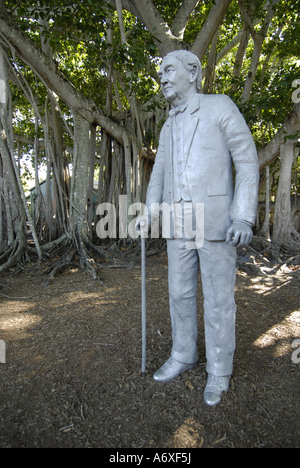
[{"xmin": 0, "ymin": 243, "xmax": 299, "ymax": 448}]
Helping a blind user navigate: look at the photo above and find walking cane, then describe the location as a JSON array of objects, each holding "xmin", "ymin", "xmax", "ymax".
[{"xmin": 141, "ymin": 227, "xmax": 147, "ymax": 376}]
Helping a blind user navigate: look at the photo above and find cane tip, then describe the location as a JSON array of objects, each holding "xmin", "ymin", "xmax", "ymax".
[{"xmin": 141, "ymin": 371, "xmax": 146, "ymax": 378}]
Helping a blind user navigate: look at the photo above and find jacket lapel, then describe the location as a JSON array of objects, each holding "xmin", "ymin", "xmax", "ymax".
[
  {"xmin": 184, "ymin": 94, "xmax": 201, "ymax": 161},
  {"xmin": 165, "ymin": 117, "xmax": 173, "ymax": 168},
  {"xmin": 164, "ymin": 93, "xmax": 201, "ymax": 166}
]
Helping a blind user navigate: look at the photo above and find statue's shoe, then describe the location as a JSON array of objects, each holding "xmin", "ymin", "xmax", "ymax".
[
  {"xmin": 204, "ymin": 374, "xmax": 231, "ymax": 406},
  {"xmin": 153, "ymin": 356, "xmax": 196, "ymax": 383}
]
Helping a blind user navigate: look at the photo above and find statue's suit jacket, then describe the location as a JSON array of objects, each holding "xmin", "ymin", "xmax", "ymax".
[{"xmin": 146, "ymin": 93, "xmax": 259, "ymax": 241}]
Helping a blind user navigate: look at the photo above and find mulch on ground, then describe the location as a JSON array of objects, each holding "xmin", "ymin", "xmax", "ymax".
[{"xmin": 0, "ymin": 246, "xmax": 299, "ymax": 448}]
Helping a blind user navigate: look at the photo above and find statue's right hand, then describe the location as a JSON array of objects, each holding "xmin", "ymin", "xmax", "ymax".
[{"xmin": 135, "ymin": 214, "xmax": 150, "ymax": 237}]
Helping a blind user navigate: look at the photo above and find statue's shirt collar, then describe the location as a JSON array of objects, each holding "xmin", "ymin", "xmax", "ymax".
[{"xmin": 169, "ymin": 93, "xmax": 200, "ymax": 117}]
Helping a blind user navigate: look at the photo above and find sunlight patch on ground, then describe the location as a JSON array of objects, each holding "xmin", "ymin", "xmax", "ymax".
[
  {"xmin": 250, "ymin": 276, "xmax": 278, "ymax": 294},
  {"xmin": 172, "ymin": 417, "xmax": 204, "ymax": 448},
  {"xmin": 59, "ymin": 291, "xmax": 118, "ymax": 305},
  {"xmin": 249, "ymin": 273, "xmax": 297, "ymax": 297},
  {"xmin": 253, "ymin": 310, "xmax": 300, "ymax": 357},
  {"xmin": 249, "ymin": 276, "xmax": 275, "ymax": 294},
  {"xmin": 0, "ymin": 312, "xmax": 42, "ymax": 340},
  {"xmin": 0, "ymin": 299, "xmax": 37, "ymax": 327}
]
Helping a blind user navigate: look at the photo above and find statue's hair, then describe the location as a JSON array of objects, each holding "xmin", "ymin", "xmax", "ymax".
[{"xmin": 163, "ymin": 50, "xmax": 202, "ymax": 90}]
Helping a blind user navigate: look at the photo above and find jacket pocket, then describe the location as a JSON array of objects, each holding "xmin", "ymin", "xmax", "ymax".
[
  {"xmin": 207, "ymin": 186, "xmax": 229, "ymax": 197},
  {"xmin": 204, "ymin": 194, "xmax": 232, "ymax": 240}
]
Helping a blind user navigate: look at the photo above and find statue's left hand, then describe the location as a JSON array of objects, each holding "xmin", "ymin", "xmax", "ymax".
[{"xmin": 226, "ymin": 221, "xmax": 253, "ymax": 248}]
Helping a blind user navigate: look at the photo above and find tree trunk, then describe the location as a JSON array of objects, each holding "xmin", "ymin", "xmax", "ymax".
[
  {"xmin": 70, "ymin": 112, "xmax": 90, "ymax": 243},
  {"xmin": 272, "ymin": 142, "xmax": 300, "ymax": 251},
  {"xmin": 87, "ymin": 124, "xmax": 97, "ymax": 239},
  {"xmin": 0, "ymin": 44, "xmax": 41, "ymax": 271},
  {"xmin": 260, "ymin": 165, "xmax": 270, "ymax": 240}
]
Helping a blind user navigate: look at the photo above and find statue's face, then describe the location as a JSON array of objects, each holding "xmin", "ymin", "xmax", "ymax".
[{"xmin": 158, "ymin": 56, "xmax": 194, "ymax": 106}]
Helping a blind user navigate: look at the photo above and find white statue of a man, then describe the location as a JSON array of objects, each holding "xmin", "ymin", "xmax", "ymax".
[{"xmin": 137, "ymin": 50, "xmax": 259, "ymax": 406}]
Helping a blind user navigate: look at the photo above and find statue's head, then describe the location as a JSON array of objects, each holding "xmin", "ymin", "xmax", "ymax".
[{"xmin": 158, "ymin": 50, "xmax": 202, "ymax": 105}]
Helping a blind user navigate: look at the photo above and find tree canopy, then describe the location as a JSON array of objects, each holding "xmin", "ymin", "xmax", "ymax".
[{"xmin": 0, "ymin": 0, "xmax": 299, "ymax": 275}]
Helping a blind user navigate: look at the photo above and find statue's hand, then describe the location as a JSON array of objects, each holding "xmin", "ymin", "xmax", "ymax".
[
  {"xmin": 135, "ymin": 213, "xmax": 151, "ymax": 237},
  {"xmin": 226, "ymin": 221, "xmax": 253, "ymax": 248}
]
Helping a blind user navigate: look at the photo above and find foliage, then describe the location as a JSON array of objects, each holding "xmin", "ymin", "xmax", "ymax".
[
  {"xmin": 3, "ymin": 0, "xmax": 299, "ymax": 145},
  {"xmin": 0, "ymin": 0, "xmax": 299, "ymax": 268}
]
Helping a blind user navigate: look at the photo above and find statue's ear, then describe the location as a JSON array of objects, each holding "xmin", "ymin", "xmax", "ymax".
[{"xmin": 189, "ymin": 65, "xmax": 198, "ymax": 84}]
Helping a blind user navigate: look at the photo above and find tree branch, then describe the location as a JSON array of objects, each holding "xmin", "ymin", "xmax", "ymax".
[
  {"xmin": 0, "ymin": 8, "xmax": 126, "ymax": 144},
  {"xmin": 238, "ymin": 0, "xmax": 256, "ymax": 37},
  {"xmin": 191, "ymin": 0, "xmax": 232, "ymax": 60},
  {"xmin": 241, "ymin": 0, "xmax": 279, "ymax": 102},
  {"xmin": 131, "ymin": 0, "xmax": 180, "ymax": 55},
  {"xmin": 104, "ymin": 0, "xmax": 140, "ymax": 19},
  {"xmin": 115, "ymin": 0, "xmax": 127, "ymax": 44},
  {"xmin": 171, "ymin": 0, "xmax": 201, "ymax": 39},
  {"xmin": 258, "ymin": 103, "xmax": 300, "ymax": 172}
]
